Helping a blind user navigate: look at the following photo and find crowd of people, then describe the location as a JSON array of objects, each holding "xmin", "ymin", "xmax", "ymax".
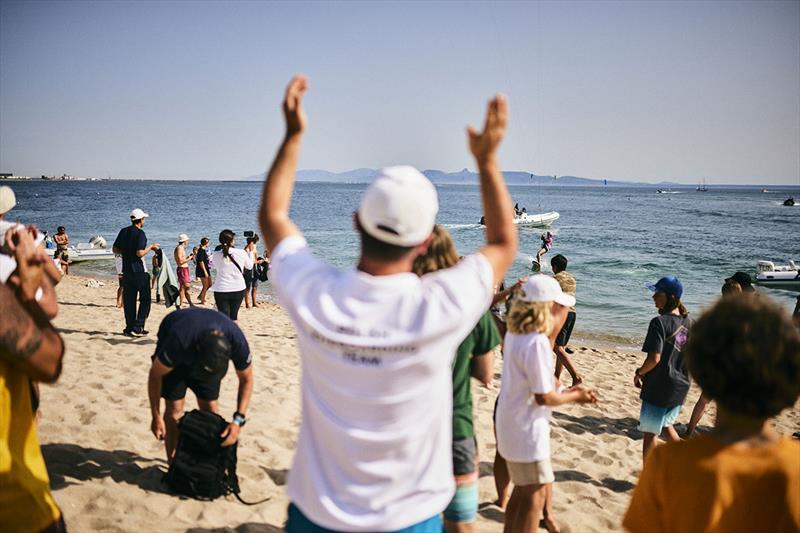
[
  {"xmin": 1, "ymin": 75, "xmax": 799, "ymax": 533},
  {"xmin": 109, "ymin": 213, "xmax": 271, "ymax": 337}
]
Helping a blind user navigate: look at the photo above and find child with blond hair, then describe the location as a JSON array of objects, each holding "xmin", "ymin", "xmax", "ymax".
[{"xmin": 496, "ymin": 275, "xmax": 597, "ymax": 533}]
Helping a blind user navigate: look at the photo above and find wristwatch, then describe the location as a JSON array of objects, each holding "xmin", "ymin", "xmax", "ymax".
[{"xmin": 232, "ymin": 411, "xmax": 247, "ymax": 427}]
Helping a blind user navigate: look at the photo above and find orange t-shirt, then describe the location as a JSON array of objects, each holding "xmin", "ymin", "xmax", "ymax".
[{"xmin": 624, "ymin": 434, "xmax": 800, "ymax": 533}]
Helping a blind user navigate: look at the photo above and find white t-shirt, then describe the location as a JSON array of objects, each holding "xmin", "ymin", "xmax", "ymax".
[
  {"xmin": 495, "ymin": 331, "xmax": 555, "ymax": 462},
  {"xmin": 244, "ymin": 247, "xmax": 256, "ymax": 270},
  {"xmin": 210, "ymin": 248, "xmax": 248, "ymax": 292},
  {"xmin": 271, "ymin": 235, "xmax": 494, "ymax": 532}
]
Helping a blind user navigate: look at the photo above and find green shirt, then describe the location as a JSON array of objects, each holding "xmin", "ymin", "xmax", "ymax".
[{"xmin": 452, "ymin": 311, "xmax": 501, "ymax": 439}]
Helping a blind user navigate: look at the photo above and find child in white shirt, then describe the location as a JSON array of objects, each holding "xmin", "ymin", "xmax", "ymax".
[{"xmin": 496, "ymin": 275, "xmax": 597, "ymax": 533}]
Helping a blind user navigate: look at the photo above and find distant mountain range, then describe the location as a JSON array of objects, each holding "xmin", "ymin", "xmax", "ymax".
[{"xmin": 242, "ymin": 168, "xmax": 655, "ymax": 186}]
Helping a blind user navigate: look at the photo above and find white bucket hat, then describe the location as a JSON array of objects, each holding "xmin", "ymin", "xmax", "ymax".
[
  {"xmin": 0, "ymin": 186, "xmax": 16, "ymax": 215},
  {"xmin": 357, "ymin": 166, "xmax": 438, "ymax": 247},
  {"xmin": 518, "ymin": 274, "xmax": 576, "ymax": 308},
  {"xmin": 177, "ymin": 233, "xmax": 189, "ymax": 243},
  {"xmin": 130, "ymin": 208, "xmax": 149, "ymax": 220}
]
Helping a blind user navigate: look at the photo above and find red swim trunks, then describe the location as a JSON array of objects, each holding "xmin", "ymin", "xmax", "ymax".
[{"xmin": 177, "ymin": 266, "xmax": 191, "ymax": 286}]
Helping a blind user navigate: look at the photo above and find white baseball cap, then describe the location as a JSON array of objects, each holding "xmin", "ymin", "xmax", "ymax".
[
  {"xmin": 130, "ymin": 208, "xmax": 149, "ymax": 220},
  {"xmin": 357, "ymin": 166, "xmax": 438, "ymax": 247},
  {"xmin": 0, "ymin": 186, "xmax": 16, "ymax": 215},
  {"xmin": 177, "ymin": 233, "xmax": 189, "ymax": 243},
  {"xmin": 518, "ymin": 274, "xmax": 576, "ymax": 308}
]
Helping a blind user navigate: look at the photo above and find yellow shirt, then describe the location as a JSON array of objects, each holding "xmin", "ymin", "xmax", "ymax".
[
  {"xmin": 624, "ymin": 434, "xmax": 800, "ymax": 533},
  {"xmin": 0, "ymin": 361, "xmax": 61, "ymax": 532}
]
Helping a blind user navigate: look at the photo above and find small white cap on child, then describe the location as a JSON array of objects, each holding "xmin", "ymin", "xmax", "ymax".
[{"xmin": 518, "ymin": 274, "xmax": 576, "ymax": 308}]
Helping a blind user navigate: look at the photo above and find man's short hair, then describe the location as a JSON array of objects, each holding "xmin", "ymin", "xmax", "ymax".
[
  {"xmin": 550, "ymin": 254, "xmax": 568, "ymax": 272},
  {"xmin": 190, "ymin": 331, "xmax": 231, "ymax": 382},
  {"xmin": 685, "ymin": 294, "xmax": 800, "ymax": 419},
  {"xmin": 357, "ymin": 225, "xmax": 415, "ymax": 262}
]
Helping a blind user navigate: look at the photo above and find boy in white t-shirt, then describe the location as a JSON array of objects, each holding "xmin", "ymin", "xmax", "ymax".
[
  {"xmin": 496, "ymin": 275, "xmax": 597, "ymax": 533},
  {"xmin": 258, "ymin": 76, "xmax": 517, "ymax": 532}
]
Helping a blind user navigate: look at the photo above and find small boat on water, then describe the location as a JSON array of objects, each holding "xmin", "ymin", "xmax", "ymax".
[
  {"xmin": 656, "ymin": 188, "xmax": 679, "ymax": 194},
  {"xmin": 783, "ymin": 197, "xmax": 795, "ymax": 206},
  {"xmin": 513, "ymin": 211, "xmax": 560, "ymax": 228},
  {"xmin": 696, "ymin": 178, "xmax": 708, "ymax": 192},
  {"xmin": 65, "ymin": 235, "xmax": 115, "ymax": 263},
  {"xmin": 755, "ymin": 260, "xmax": 800, "ymax": 289}
]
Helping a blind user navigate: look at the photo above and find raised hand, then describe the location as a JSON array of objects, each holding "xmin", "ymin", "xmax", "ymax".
[
  {"xmin": 467, "ymin": 93, "xmax": 508, "ymax": 163},
  {"xmin": 283, "ymin": 75, "xmax": 308, "ymax": 137},
  {"xmin": 6, "ymin": 227, "xmax": 45, "ymax": 303}
]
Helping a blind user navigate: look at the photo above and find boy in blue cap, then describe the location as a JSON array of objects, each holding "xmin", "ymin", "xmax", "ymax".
[{"xmin": 634, "ymin": 275, "xmax": 691, "ymax": 462}]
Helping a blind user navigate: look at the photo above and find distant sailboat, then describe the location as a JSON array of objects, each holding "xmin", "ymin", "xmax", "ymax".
[{"xmin": 696, "ymin": 178, "xmax": 708, "ymax": 192}]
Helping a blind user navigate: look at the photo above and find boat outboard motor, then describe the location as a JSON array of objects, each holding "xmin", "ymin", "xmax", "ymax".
[{"xmin": 89, "ymin": 235, "xmax": 107, "ymax": 248}]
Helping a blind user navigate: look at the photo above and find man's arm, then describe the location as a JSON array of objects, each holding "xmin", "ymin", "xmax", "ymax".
[
  {"xmin": 259, "ymin": 75, "xmax": 307, "ymax": 253},
  {"xmin": 468, "ymin": 95, "xmax": 517, "ymax": 287},
  {"xmin": 148, "ymin": 358, "xmax": 172, "ymax": 440},
  {"xmin": 136, "ymin": 243, "xmax": 159, "ymax": 258},
  {"xmin": 221, "ymin": 365, "xmax": 254, "ymax": 447},
  {"xmin": 470, "ymin": 350, "xmax": 495, "ymax": 388},
  {"xmin": 0, "ymin": 283, "xmax": 64, "ymax": 383}
]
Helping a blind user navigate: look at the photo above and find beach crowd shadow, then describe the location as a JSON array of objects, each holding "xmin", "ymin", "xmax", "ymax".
[
  {"xmin": 555, "ymin": 469, "xmax": 635, "ymax": 493},
  {"xmin": 59, "ymin": 301, "xmax": 118, "ymax": 309},
  {"xmin": 42, "ymin": 443, "xmax": 168, "ymax": 494},
  {"xmin": 187, "ymin": 524, "xmax": 282, "ymax": 533},
  {"xmin": 552, "ymin": 411, "xmax": 643, "ymax": 440}
]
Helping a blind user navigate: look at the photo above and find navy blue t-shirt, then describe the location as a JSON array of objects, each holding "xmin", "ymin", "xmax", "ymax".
[
  {"xmin": 640, "ymin": 314, "xmax": 692, "ymax": 408},
  {"xmin": 154, "ymin": 307, "xmax": 251, "ymax": 371},
  {"xmin": 113, "ymin": 225, "xmax": 148, "ymax": 275}
]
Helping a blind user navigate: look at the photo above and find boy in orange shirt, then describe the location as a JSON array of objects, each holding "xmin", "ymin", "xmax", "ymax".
[{"xmin": 624, "ymin": 294, "xmax": 800, "ymax": 533}]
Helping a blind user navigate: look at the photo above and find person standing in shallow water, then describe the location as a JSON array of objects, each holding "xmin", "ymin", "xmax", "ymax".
[
  {"xmin": 634, "ymin": 275, "xmax": 691, "ymax": 461},
  {"xmin": 259, "ymin": 75, "xmax": 517, "ymax": 532}
]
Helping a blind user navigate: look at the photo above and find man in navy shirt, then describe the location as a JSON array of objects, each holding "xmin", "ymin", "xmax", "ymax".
[
  {"xmin": 113, "ymin": 208, "xmax": 159, "ymax": 336},
  {"xmin": 147, "ymin": 307, "xmax": 254, "ymax": 463}
]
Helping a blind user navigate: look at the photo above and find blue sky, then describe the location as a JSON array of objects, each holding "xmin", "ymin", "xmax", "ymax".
[{"xmin": 1, "ymin": 1, "xmax": 798, "ymax": 184}]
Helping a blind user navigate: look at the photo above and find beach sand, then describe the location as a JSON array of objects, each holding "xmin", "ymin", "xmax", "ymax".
[{"xmin": 37, "ymin": 275, "xmax": 800, "ymax": 532}]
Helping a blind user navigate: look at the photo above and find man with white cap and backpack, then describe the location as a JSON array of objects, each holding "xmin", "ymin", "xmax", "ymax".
[
  {"xmin": 259, "ymin": 76, "xmax": 517, "ymax": 532},
  {"xmin": 113, "ymin": 208, "xmax": 159, "ymax": 337}
]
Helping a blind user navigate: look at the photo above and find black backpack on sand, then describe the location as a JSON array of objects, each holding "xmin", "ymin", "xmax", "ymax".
[{"xmin": 165, "ymin": 409, "xmax": 241, "ymax": 500}]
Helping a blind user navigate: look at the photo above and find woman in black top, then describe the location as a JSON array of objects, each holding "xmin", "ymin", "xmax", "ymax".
[{"xmin": 195, "ymin": 237, "xmax": 212, "ymax": 305}]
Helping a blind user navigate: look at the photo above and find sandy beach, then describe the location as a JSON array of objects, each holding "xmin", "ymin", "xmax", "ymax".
[{"xmin": 37, "ymin": 275, "xmax": 800, "ymax": 532}]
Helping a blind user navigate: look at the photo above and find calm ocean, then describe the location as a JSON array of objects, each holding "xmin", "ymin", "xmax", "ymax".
[{"xmin": 6, "ymin": 179, "xmax": 799, "ymax": 348}]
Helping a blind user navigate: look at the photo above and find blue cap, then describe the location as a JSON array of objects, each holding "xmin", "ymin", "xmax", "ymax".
[{"xmin": 646, "ymin": 275, "xmax": 683, "ymax": 298}]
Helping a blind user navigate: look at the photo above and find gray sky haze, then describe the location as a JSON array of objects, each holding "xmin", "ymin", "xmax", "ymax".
[{"xmin": 1, "ymin": 1, "xmax": 798, "ymax": 185}]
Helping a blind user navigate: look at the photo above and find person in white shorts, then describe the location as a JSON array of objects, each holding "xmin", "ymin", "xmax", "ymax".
[{"xmin": 258, "ymin": 75, "xmax": 517, "ymax": 533}]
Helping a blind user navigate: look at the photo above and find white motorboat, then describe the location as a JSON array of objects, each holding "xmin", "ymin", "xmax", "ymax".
[
  {"xmin": 513, "ymin": 211, "xmax": 560, "ymax": 228},
  {"xmin": 65, "ymin": 235, "xmax": 115, "ymax": 263},
  {"xmin": 755, "ymin": 260, "xmax": 800, "ymax": 289}
]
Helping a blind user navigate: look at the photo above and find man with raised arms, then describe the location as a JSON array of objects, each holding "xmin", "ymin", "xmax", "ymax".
[{"xmin": 259, "ymin": 76, "xmax": 517, "ymax": 532}]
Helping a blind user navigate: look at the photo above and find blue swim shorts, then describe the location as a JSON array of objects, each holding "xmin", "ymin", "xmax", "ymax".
[
  {"xmin": 286, "ymin": 503, "xmax": 442, "ymax": 533},
  {"xmin": 638, "ymin": 400, "xmax": 682, "ymax": 435}
]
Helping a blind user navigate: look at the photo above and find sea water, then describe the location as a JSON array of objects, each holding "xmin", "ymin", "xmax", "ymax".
[{"xmin": 6, "ymin": 180, "xmax": 799, "ymax": 348}]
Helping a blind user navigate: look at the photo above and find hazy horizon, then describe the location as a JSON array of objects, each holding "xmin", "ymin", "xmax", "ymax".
[{"xmin": 2, "ymin": 1, "xmax": 798, "ymax": 185}]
